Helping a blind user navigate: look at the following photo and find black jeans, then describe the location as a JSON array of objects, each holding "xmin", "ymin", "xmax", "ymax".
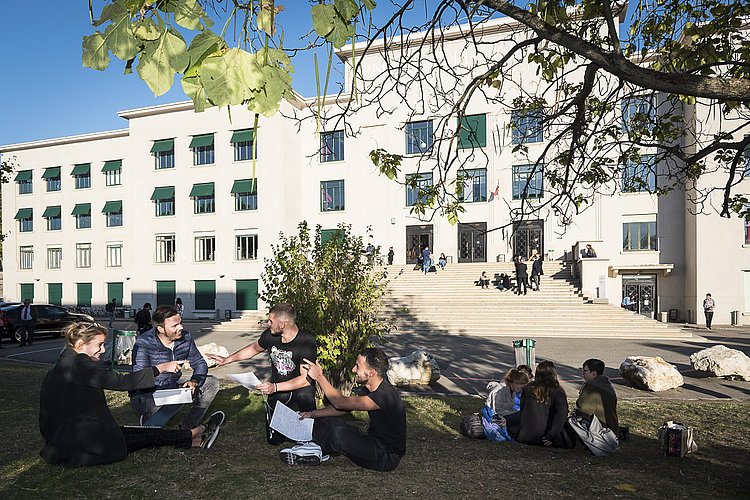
[
  {"xmin": 265, "ymin": 385, "xmax": 316, "ymax": 445},
  {"xmin": 122, "ymin": 426, "xmax": 192, "ymax": 452},
  {"xmin": 705, "ymin": 311, "xmax": 714, "ymax": 329},
  {"xmin": 312, "ymin": 416, "xmax": 402, "ymax": 472}
]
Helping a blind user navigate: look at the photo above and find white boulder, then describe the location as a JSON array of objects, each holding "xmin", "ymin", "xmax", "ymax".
[
  {"xmin": 619, "ymin": 356, "xmax": 684, "ymax": 392},
  {"xmin": 183, "ymin": 342, "xmax": 230, "ymax": 370},
  {"xmin": 689, "ymin": 345, "xmax": 750, "ymax": 381},
  {"xmin": 387, "ymin": 350, "xmax": 441, "ymax": 386}
]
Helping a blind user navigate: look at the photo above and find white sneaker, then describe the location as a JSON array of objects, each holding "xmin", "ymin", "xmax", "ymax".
[{"xmin": 279, "ymin": 442, "xmax": 329, "ymax": 466}]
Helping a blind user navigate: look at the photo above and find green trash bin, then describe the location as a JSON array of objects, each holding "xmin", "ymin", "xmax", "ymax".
[
  {"xmin": 513, "ymin": 339, "xmax": 536, "ymax": 369},
  {"xmin": 111, "ymin": 330, "xmax": 137, "ymax": 370}
]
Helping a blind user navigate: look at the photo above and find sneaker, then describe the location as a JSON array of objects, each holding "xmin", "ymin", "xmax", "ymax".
[
  {"xmin": 200, "ymin": 411, "xmax": 225, "ymax": 449},
  {"xmin": 279, "ymin": 442, "xmax": 328, "ymax": 466}
]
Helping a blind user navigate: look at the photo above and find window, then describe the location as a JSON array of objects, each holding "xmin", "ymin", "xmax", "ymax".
[
  {"xmin": 15, "ymin": 208, "xmax": 33, "ymax": 232},
  {"xmin": 195, "ymin": 235, "xmax": 216, "ymax": 262},
  {"xmin": 156, "ymin": 234, "xmax": 176, "ymax": 263},
  {"xmin": 151, "ymin": 139, "xmax": 175, "ymax": 169},
  {"xmin": 43, "ymin": 167, "xmax": 61, "ymax": 191},
  {"xmin": 102, "ymin": 201, "xmax": 123, "ymax": 227},
  {"xmin": 405, "ymin": 120, "xmax": 433, "ymax": 154},
  {"xmin": 458, "ymin": 114, "xmax": 487, "ymax": 149},
  {"xmin": 231, "ymin": 129, "xmax": 257, "ymax": 161},
  {"xmin": 458, "ymin": 169, "xmax": 487, "ymax": 203},
  {"xmin": 72, "ymin": 163, "xmax": 91, "ymax": 189},
  {"xmin": 512, "ymin": 164, "xmax": 544, "ymax": 200},
  {"xmin": 406, "ymin": 173, "xmax": 433, "ymax": 206},
  {"xmin": 72, "ymin": 203, "xmax": 91, "ymax": 229},
  {"xmin": 622, "ymin": 96, "xmax": 655, "ymax": 134},
  {"xmin": 151, "ymin": 186, "xmax": 175, "ymax": 216},
  {"xmin": 43, "ymin": 206, "xmax": 61, "ymax": 231},
  {"xmin": 622, "ymin": 215, "xmax": 658, "ymax": 251},
  {"xmin": 190, "ymin": 183, "xmax": 215, "ymax": 213},
  {"xmin": 15, "ymin": 170, "xmax": 32, "ymax": 194},
  {"xmin": 511, "ymin": 110, "xmax": 543, "ymax": 144},
  {"xmin": 19, "ymin": 246, "xmax": 33, "ymax": 270},
  {"xmin": 622, "ymin": 155, "xmax": 657, "ymax": 193},
  {"xmin": 190, "ymin": 134, "xmax": 215, "ymax": 165},
  {"xmin": 76, "ymin": 243, "xmax": 92, "ymax": 268},
  {"xmin": 320, "ymin": 130, "xmax": 344, "ymax": 162},
  {"xmin": 236, "ymin": 233, "xmax": 258, "ymax": 260},
  {"xmin": 232, "ymin": 179, "xmax": 258, "ymax": 211},
  {"xmin": 47, "ymin": 247, "xmax": 62, "ymax": 269},
  {"xmin": 320, "ymin": 180, "xmax": 345, "ymax": 211},
  {"xmin": 107, "ymin": 243, "xmax": 123, "ymax": 267},
  {"xmin": 102, "ymin": 160, "xmax": 122, "ymax": 186}
]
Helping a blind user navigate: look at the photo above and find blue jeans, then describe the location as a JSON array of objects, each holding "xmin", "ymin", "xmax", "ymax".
[{"xmin": 423, "ymin": 259, "xmax": 431, "ymax": 274}]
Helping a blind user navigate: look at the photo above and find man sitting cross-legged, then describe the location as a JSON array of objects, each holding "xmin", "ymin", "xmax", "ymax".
[
  {"xmin": 575, "ymin": 358, "xmax": 619, "ymax": 435},
  {"xmin": 284, "ymin": 347, "xmax": 406, "ymax": 472}
]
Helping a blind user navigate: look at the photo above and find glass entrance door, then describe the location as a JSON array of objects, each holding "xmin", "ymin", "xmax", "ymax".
[
  {"xmin": 458, "ymin": 222, "xmax": 487, "ymax": 263},
  {"xmin": 622, "ymin": 275, "xmax": 657, "ymax": 319},
  {"xmin": 512, "ymin": 220, "xmax": 543, "ymax": 260},
  {"xmin": 405, "ymin": 225, "xmax": 433, "ymax": 264}
]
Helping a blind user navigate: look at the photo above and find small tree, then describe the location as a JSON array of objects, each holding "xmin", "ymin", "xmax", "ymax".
[{"xmin": 260, "ymin": 221, "xmax": 392, "ymax": 392}]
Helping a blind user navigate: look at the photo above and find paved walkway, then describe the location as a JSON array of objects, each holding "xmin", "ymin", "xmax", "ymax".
[{"xmin": 2, "ymin": 320, "xmax": 749, "ymax": 402}]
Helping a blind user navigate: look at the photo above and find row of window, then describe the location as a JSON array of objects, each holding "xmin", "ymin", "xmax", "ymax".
[
  {"xmin": 15, "ymin": 161, "xmax": 122, "ymax": 195},
  {"xmin": 18, "ymin": 234, "xmax": 259, "ymax": 270}
]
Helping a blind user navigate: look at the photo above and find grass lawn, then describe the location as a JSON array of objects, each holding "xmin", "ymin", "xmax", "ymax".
[{"xmin": 1, "ymin": 362, "xmax": 749, "ymax": 499}]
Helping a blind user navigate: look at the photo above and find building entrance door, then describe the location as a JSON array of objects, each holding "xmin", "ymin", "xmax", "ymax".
[
  {"xmin": 512, "ymin": 220, "xmax": 543, "ymax": 260},
  {"xmin": 622, "ymin": 275, "xmax": 657, "ymax": 319},
  {"xmin": 405, "ymin": 225, "xmax": 433, "ymax": 264},
  {"xmin": 458, "ymin": 222, "xmax": 487, "ymax": 263}
]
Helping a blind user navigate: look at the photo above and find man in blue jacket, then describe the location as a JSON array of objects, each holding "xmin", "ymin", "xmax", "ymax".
[{"xmin": 130, "ymin": 305, "xmax": 219, "ymax": 429}]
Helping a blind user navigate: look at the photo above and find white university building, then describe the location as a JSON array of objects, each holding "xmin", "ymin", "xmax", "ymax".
[{"xmin": 1, "ymin": 16, "xmax": 749, "ymax": 326}]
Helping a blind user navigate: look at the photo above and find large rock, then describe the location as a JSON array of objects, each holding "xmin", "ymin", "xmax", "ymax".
[
  {"xmin": 387, "ymin": 350, "xmax": 441, "ymax": 386},
  {"xmin": 690, "ymin": 345, "xmax": 750, "ymax": 380},
  {"xmin": 619, "ymin": 356, "xmax": 684, "ymax": 392},
  {"xmin": 183, "ymin": 342, "xmax": 230, "ymax": 370}
]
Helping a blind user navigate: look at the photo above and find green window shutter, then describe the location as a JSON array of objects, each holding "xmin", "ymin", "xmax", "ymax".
[
  {"xmin": 230, "ymin": 129, "xmax": 253, "ymax": 143},
  {"xmin": 14, "ymin": 208, "xmax": 33, "ymax": 219},
  {"xmin": 14, "ymin": 170, "xmax": 32, "ymax": 182},
  {"xmin": 459, "ymin": 114, "xmax": 487, "ymax": 149},
  {"xmin": 71, "ymin": 203, "xmax": 91, "ymax": 215},
  {"xmin": 42, "ymin": 206, "xmax": 61, "ymax": 218},
  {"xmin": 48, "ymin": 283, "xmax": 63, "ymax": 306},
  {"xmin": 189, "ymin": 183, "xmax": 215, "ymax": 197},
  {"xmin": 70, "ymin": 163, "xmax": 91, "ymax": 175},
  {"xmin": 102, "ymin": 201, "xmax": 123, "ymax": 213},
  {"xmin": 194, "ymin": 280, "xmax": 216, "ymax": 310},
  {"xmin": 150, "ymin": 186, "xmax": 176, "ymax": 200},
  {"xmin": 150, "ymin": 139, "xmax": 174, "ymax": 153},
  {"xmin": 230, "ymin": 179, "xmax": 257, "ymax": 194},
  {"xmin": 107, "ymin": 282, "xmax": 124, "ymax": 305},
  {"xmin": 77, "ymin": 283, "xmax": 92, "ymax": 307},
  {"xmin": 20, "ymin": 283, "xmax": 35, "ymax": 302},
  {"xmin": 101, "ymin": 160, "xmax": 122, "ymax": 172},
  {"xmin": 235, "ymin": 279, "xmax": 258, "ymax": 310},
  {"xmin": 189, "ymin": 134, "xmax": 214, "ymax": 148},
  {"xmin": 156, "ymin": 281, "xmax": 177, "ymax": 307},
  {"xmin": 42, "ymin": 166, "xmax": 61, "ymax": 178}
]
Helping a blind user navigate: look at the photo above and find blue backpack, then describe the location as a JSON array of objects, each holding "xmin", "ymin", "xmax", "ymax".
[{"xmin": 481, "ymin": 405, "xmax": 514, "ymax": 442}]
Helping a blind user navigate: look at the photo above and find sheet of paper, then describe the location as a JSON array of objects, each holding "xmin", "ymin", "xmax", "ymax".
[
  {"xmin": 152, "ymin": 387, "xmax": 193, "ymax": 405},
  {"xmin": 228, "ymin": 372, "xmax": 262, "ymax": 390},
  {"xmin": 269, "ymin": 401, "xmax": 314, "ymax": 442}
]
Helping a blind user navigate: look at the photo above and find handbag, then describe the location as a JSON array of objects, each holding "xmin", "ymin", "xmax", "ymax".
[{"xmin": 657, "ymin": 421, "xmax": 697, "ymax": 457}]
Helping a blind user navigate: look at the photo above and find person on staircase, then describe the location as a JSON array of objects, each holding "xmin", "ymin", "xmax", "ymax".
[
  {"xmin": 514, "ymin": 256, "xmax": 528, "ymax": 295},
  {"xmin": 530, "ymin": 254, "xmax": 544, "ymax": 291}
]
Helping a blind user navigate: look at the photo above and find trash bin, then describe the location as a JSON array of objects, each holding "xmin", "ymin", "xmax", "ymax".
[
  {"xmin": 513, "ymin": 339, "xmax": 536, "ymax": 370},
  {"xmin": 111, "ymin": 330, "xmax": 137, "ymax": 370},
  {"xmin": 660, "ymin": 311, "xmax": 669, "ymax": 323}
]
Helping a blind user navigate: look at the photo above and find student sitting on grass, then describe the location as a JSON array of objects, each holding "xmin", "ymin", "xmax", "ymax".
[
  {"xmin": 575, "ymin": 359, "xmax": 619, "ymax": 435},
  {"xmin": 39, "ymin": 322, "xmax": 224, "ymax": 467},
  {"xmin": 486, "ymin": 367, "xmax": 531, "ymax": 428},
  {"xmin": 517, "ymin": 361, "xmax": 575, "ymax": 448}
]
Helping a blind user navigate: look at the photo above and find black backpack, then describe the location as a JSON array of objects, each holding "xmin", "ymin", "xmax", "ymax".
[{"xmin": 459, "ymin": 413, "xmax": 485, "ymax": 439}]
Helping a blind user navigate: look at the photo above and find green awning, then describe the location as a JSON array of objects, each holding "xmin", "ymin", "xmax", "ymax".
[
  {"xmin": 71, "ymin": 163, "xmax": 91, "ymax": 175},
  {"xmin": 150, "ymin": 139, "xmax": 174, "ymax": 153},
  {"xmin": 42, "ymin": 166, "xmax": 61, "ymax": 178},
  {"xmin": 189, "ymin": 183, "xmax": 214, "ymax": 197},
  {"xmin": 42, "ymin": 206, "xmax": 61, "ymax": 218},
  {"xmin": 14, "ymin": 170, "xmax": 32, "ymax": 182},
  {"xmin": 189, "ymin": 134, "xmax": 214, "ymax": 148},
  {"xmin": 14, "ymin": 208, "xmax": 32, "ymax": 219},
  {"xmin": 71, "ymin": 203, "xmax": 91, "ymax": 215},
  {"xmin": 150, "ymin": 186, "xmax": 175, "ymax": 200},
  {"xmin": 231, "ymin": 179, "xmax": 257, "ymax": 194},
  {"xmin": 102, "ymin": 201, "xmax": 122, "ymax": 213},
  {"xmin": 101, "ymin": 160, "xmax": 122, "ymax": 172},
  {"xmin": 230, "ymin": 130, "xmax": 253, "ymax": 143}
]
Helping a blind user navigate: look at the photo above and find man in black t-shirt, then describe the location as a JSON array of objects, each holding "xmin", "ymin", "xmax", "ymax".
[
  {"xmin": 207, "ymin": 303, "xmax": 317, "ymax": 444},
  {"xmin": 291, "ymin": 347, "xmax": 406, "ymax": 472}
]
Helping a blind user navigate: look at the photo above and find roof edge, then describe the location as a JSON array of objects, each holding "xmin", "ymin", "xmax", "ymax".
[{"xmin": 0, "ymin": 129, "xmax": 129, "ymax": 153}]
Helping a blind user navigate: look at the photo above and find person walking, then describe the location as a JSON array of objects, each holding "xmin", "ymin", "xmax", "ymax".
[
  {"xmin": 514, "ymin": 256, "xmax": 528, "ymax": 295},
  {"xmin": 703, "ymin": 293, "xmax": 715, "ymax": 330},
  {"xmin": 387, "ymin": 247, "xmax": 394, "ymax": 266},
  {"xmin": 17, "ymin": 298, "xmax": 37, "ymax": 346},
  {"xmin": 106, "ymin": 298, "xmax": 117, "ymax": 328},
  {"xmin": 422, "ymin": 246, "xmax": 432, "ymax": 275},
  {"xmin": 530, "ymin": 255, "xmax": 543, "ymax": 291}
]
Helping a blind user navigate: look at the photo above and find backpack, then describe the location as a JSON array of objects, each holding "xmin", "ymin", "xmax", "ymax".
[
  {"xmin": 568, "ymin": 415, "xmax": 619, "ymax": 456},
  {"xmin": 657, "ymin": 421, "xmax": 697, "ymax": 457},
  {"xmin": 459, "ymin": 413, "xmax": 485, "ymax": 439},
  {"xmin": 481, "ymin": 405, "xmax": 513, "ymax": 442}
]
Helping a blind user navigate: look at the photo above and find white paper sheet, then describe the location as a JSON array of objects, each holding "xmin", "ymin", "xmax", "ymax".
[
  {"xmin": 269, "ymin": 401, "xmax": 314, "ymax": 442},
  {"xmin": 228, "ymin": 372, "xmax": 262, "ymax": 390},
  {"xmin": 152, "ymin": 387, "xmax": 193, "ymax": 405}
]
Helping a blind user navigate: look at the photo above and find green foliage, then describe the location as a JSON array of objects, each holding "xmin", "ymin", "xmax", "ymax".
[{"xmin": 260, "ymin": 221, "xmax": 392, "ymax": 392}]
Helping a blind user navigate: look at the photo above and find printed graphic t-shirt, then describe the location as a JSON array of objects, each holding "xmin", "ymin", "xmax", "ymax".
[{"xmin": 257, "ymin": 328, "xmax": 317, "ymax": 383}]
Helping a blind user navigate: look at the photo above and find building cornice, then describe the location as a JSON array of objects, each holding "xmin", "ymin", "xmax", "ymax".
[{"xmin": 0, "ymin": 129, "xmax": 129, "ymax": 153}]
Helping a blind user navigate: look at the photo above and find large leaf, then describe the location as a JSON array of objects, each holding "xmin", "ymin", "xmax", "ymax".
[
  {"xmin": 164, "ymin": 0, "xmax": 214, "ymax": 30},
  {"xmin": 181, "ymin": 75, "xmax": 208, "ymax": 112},
  {"xmin": 312, "ymin": 3, "xmax": 336, "ymax": 39},
  {"xmin": 93, "ymin": 0, "xmax": 128, "ymax": 27},
  {"xmin": 311, "ymin": 1, "xmax": 358, "ymax": 49},
  {"xmin": 247, "ymin": 64, "xmax": 293, "ymax": 116},
  {"xmin": 200, "ymin": 48, "xmax": 265, "ymax": 108},
  {"xmin": 136, "ymin": 30, "xmax": 188, "ymax": 96},
  {"xmin": 184, "ymin": 29, "xmax": 226, "ymax": 77},
  {"xmin": 132, "ymin": 18, "xmax": 161, "ymax": 41},
  {"xmin": 257, "ymin": 0, "xmax": 275, "ymax": 36},
  {"xmin": 103, "ymin": 11, "xmax": 138, "ymax": 60},
  {"xmin": 82, "ymin": 32, "xmax": 110, "ymax": 70}
]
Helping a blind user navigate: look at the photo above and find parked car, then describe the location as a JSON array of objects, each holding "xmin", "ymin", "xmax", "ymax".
[{"xmin": 2, "ymin": 304, "xmax": 95, "ymax": 342}]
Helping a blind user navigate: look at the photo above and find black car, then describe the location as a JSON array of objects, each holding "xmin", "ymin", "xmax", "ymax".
[{"xmin": 2, "ymin": 304, "xmax": 95, "ymax": 342}]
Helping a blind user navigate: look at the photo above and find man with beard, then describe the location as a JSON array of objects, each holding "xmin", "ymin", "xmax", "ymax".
[{"xmin": 208, "ymin": 303, "xmax": 317, "ymax": 444}]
